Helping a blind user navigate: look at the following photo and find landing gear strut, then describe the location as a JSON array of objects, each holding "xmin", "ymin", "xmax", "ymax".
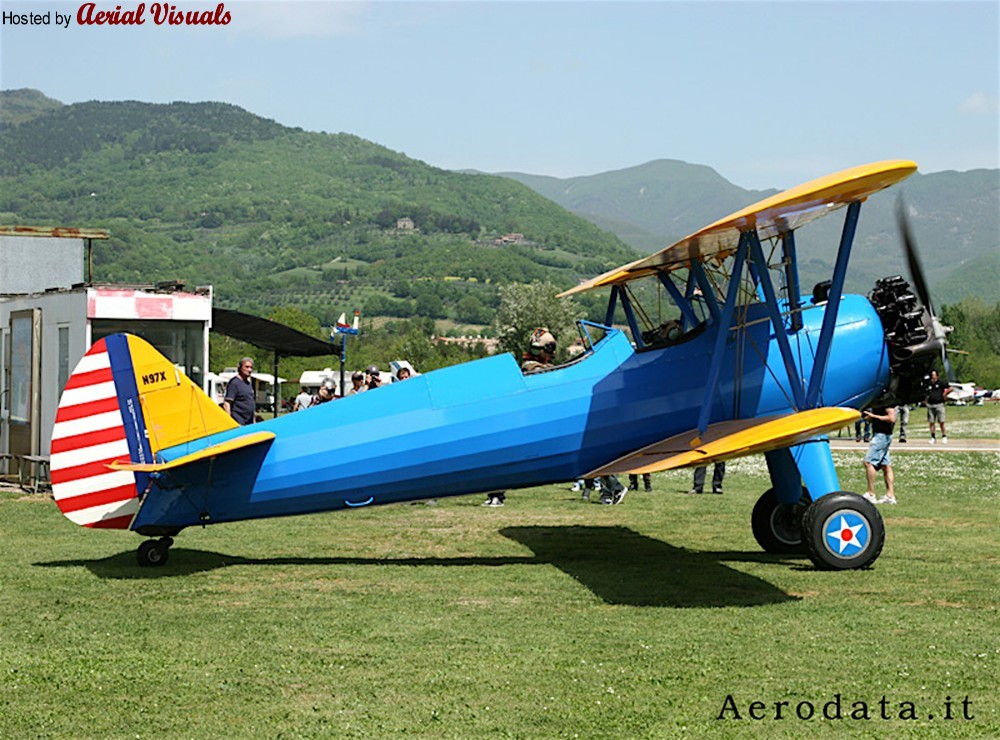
[{"xmin": 137, "ymin": 537, "xmax": 173, "ymax": 567}]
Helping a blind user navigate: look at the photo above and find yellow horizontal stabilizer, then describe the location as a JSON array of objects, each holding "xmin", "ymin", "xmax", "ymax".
[
  {"xmin": 107, "ymin": 431, "xmax": 276, "ymax": 473},
  {"xmin": 586, "ymin": 407, "xmax": 860, "ymax": 477},
  {"xmin": 559, "ymin": 160, "xmax": 917, "ymax": 297}
]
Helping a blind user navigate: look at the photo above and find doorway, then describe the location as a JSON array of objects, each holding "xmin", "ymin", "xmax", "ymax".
[{"xmin": 7, "ymin": 309, "xmax": 41, "ymax": 458}]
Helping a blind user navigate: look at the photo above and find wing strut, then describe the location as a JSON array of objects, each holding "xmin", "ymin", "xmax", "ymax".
[
  {"xmin": 619, "ymin": 288, "xmax": 645, "ymax": 349},
  {"xmin": 604, "ymin": 285, "xmax": 620, "ymax": 327},
  {"xmin": 695, "ymin": 233, "xmax": 748, "ymax": 437},
  {"xmin": 804, "ymin": 200, "xmax": 862, "ymax": 408},
  {"xmin": 782, "ymin": 232, "xmax": 803, "ymax": 332},
  {"xmin": 690, "ymin": 260, "xmax": 721, "ymax": 324},
  {"xmin": 658, "ymin": 272, "xmax": 700, "ymax": 329},
  {"xmin": 747, "ymin": 230, "xmax": 807, "ymax": 410}
]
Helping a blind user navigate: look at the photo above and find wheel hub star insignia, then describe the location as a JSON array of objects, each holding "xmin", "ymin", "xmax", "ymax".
[{"xmin": 825, "ymin": 514, "xmax": 868, "ymax": 554}]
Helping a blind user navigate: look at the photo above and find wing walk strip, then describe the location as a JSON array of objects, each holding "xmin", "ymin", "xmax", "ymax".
[{"xmin": 50, "ymin": 345, "xmax": 140, "ymax": 529}]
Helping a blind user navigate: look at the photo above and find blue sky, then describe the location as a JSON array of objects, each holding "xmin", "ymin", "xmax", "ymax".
[{"xmin": 2, "ymin": 1, "xmax": 998, "ymax": 189}]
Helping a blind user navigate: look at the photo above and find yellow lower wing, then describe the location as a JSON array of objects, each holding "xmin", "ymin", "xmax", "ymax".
[
  {"xmin": 108, "ymin": 431, "xmax": 276, "ymax": 473},
  {"xmin": 587, "ymin": 407, "xmax": 860, "ymax": 477}
]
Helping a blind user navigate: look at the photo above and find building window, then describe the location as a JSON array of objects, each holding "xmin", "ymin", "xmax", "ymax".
[
  {"xmin": 90, "ymin": 319, "xmax": 205, "ymax": 387},
  {"xmin": 58, "ymin": 326, "xmax": 70, "ymax": 392}
]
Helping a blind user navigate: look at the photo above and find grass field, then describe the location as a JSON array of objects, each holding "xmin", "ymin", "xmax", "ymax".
[{"xmin": 1, "ymin": 408, "xmax": 997, "ymax": 737}]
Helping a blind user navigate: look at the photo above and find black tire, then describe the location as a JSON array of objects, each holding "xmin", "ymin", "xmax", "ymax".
[
  {"xmin": 751, "ymin": 487, "xmax": 811, "ymax": 554},
  {"xmin": 802, "ymin": 492, "xmax": 885, "ymax": 570},
  {"xmin": 137, "ymin": 538, "xmax": 170, "ymax": 567}
]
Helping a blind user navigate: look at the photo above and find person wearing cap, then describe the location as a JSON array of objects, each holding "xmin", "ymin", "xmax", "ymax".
[
  {"xmin": 344, "ymin": 371, "xmax": 367, "ymax": 398},
  {"xmin": 365, "ymin": 365, "xmax": 382, "ymax": 390},
  {"xmin": 314, "ymin": 383, "xmax": 334, "ymax": 404},
  {"xmin": 521, "ymin": 327, "xmax": 556, "ymax": 374}
]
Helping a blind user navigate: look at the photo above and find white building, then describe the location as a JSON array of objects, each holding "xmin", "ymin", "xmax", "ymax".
[{"xmin": 1, "ymin": 227, "xmax": 212, "ymax": 464}]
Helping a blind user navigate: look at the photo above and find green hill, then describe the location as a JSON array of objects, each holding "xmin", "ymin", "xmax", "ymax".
[
  {"xmin": 1, "ymin": 88, "xmax": 995, "ymax": 328},
  {"xmin": 501, "ymin": 159, "xmax": 776, "ymax": 245},
  {"xmin": 0, "ymin": 92, "xmax": 634, "ymax": 325},
  {"xmin": 0, "ymin": 88, "xmax": 63, "ymax": 126}
]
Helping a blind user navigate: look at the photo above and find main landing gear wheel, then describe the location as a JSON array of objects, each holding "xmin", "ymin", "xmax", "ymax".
[
  {"xmin": 137, "ymin": 537, "xmax": 173, "ymax": 567},
  {"xmin": 802, "ymin": 492, "xmax": 885, "ymax": 570},
  {"xmin": 751, "ymin": 487, "xmax": 811, "ymax": 554}
]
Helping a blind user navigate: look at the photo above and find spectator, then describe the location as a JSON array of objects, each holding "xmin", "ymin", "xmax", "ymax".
[
  {"xmin": 628, "ymin": 473, "xmax": 652, "ymax": 492},
  {"xmin": 293, "ymin": 386, "xmax": 313, "ymax": 411},
  {"xmin": 688, "ymin": 463, "xmax": 725, "ymax": 494},
  {"xmin": 223, "ymin": 357, "xmax": 256, "ymax": 426},
  {"xmin": 314, "ymin": 383, "xmax": 334, "ymax": 404},
  {"xmin": 862, "ymin": 405, "xmax": 897, "ymax": 504},
  {"xmin": 344, "ymin": 371, "xmax": 366, "ymax": 398},
  {"xmin": 598, "ymin": 475, "xmax": 628, "ymax": 505},
  {"xmin": 925, "ymin": 370, "xmax": 951, "ymax": 443},
  {"xmin": 896, "ymin": 404, "xmax": 910, "ymax": 443},
  {"xmin": 365, "ymin": 365, "xmax": 382, "ymax": 390}
]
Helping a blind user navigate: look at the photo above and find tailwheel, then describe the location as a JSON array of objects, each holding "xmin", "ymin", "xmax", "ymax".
[
  {"xmin": 137, "ymin": 537, "xmax": 173, "ymax": 567},
  {"xmin": 751, "ymin": 487, "xmax": 810, "ymax": 554},
  {"xmin": 802, "ymin": 492, "xmax": 885, "ymax": 570}
]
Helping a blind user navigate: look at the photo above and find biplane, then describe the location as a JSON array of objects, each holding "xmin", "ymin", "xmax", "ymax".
[{"xmin": 50, "ymin": 160, "xmax": 946, "ymax": 570}]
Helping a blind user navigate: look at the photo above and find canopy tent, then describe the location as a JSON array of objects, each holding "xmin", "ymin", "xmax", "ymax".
[{"xmin": 211, "ymin": 308, "xmax": 337, "ymax": 416}]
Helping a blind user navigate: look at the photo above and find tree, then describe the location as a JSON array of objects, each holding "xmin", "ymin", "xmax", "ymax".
[
  {"xmin": 493, "ymin": 280, "xmax": 584, "ymax": 361},
  {"xmin": 940, "ymin": 298, "xmax": 1000, "ymax": 387},
  {"xmin": 267, "ymin": 305, "xmax": 323, "ymax": 337}
]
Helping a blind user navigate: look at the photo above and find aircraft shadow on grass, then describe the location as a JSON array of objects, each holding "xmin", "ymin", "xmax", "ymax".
[{"xmin": 37, "ymin": 525, "xmax": 799, "ymax": 608}]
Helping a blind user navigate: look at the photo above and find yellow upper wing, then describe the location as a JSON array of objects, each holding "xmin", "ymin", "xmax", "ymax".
[
  {"xmin": 585, "ymin": 407, "xmax": 860, "ymax": 477},
  {"xmin": 560, "ymin": 160, "xmax": 917, "ymax": 297}
]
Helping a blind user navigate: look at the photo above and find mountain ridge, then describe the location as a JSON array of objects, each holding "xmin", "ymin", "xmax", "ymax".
[{"xmin": 2, "ymin": 89, "xmax": 996, "ymax": 313}]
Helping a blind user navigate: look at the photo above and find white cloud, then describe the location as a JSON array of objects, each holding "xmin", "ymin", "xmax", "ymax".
[{"xmin": 957, "ymin": 91, "xmax": 1000, "ymax": 115}]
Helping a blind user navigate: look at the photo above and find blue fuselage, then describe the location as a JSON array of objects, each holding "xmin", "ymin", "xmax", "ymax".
[{"xmin": 138, "ymin": 294, "xmax": 888, "ymax": 529}]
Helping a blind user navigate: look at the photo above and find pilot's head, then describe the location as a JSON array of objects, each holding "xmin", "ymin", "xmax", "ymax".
[{"xmin": 528, "ymin": 328, "xmax": 556, "ymax": 361}]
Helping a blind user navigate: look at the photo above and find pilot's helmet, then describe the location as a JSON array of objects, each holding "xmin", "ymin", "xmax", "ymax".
[{"xmin": 529, "ymin": 328, "xmax": 556, "ymax": 356}]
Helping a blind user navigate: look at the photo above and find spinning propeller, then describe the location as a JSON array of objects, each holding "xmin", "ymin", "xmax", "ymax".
[{"xmin": 896, "ymin": 196, "xmax": 955, "ymax": 382}]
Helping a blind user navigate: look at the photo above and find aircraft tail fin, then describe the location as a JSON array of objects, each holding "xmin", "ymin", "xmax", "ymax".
[{"xmin": 50, "ymin": 334, "xmax": 237, "ymax": 529}]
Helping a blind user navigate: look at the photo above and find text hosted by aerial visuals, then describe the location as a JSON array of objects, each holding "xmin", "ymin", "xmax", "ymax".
[{"xmin": 3, "ymin": 3, "xmax": 232, "ymax": 28}]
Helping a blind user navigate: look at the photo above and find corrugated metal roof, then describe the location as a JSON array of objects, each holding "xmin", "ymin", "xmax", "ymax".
[{"xmin": 0, "ymin": 225, "xmax": 110, "ymax": 239}]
